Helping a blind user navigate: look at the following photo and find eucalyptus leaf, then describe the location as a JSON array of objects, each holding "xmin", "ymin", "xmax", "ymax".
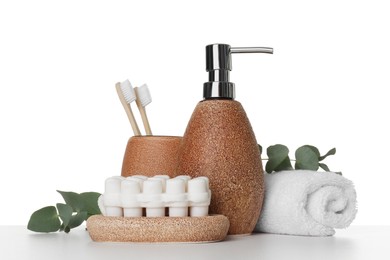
[
  {"xmin": 27, "ymin": 206, "xmax": 61, "ymax": 233},
  {"xmin": 319, "ymin": 162, "xmax": 330, "ymax": 172},
  {"xmin": 274, "ymin": 157, "xmax": 294, "ymax": 172},
  {"xmin": 301, "ymin": 145, "xmax": 320, "ymax": 157},
  {"xmin": 80, "ymin": 192, "xmax": 101, "ymax": 218},
  {"xmin": 68, "ymin": 211, "xmax": 88, "ymax": 230},
  {"xmin": 258, "ymin": 144, "xmax": 263, "ymax": 155},
  {"xmin": 56, "ymin": 203, "xmax": 73, "ymax": 228},
  {"xmin": 266, "ymin": 144, "xmax": 293, "ymax": 173},
  {"xmin": 319, "ymin": 148, "xmax": 336, "ymax": 161},
  {"xmin": 57, "ymin": 190, "xmax": 85, "ymax": 212},
  {"xmin": 295, "ymin": 145, "xmax": 319, "ymax": 170}
]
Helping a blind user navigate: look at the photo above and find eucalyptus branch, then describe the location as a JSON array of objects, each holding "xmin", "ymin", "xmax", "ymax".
[
  {"xmin": 259, "ymin": 144, "xmax": 340, "ymax": 175},
  {"xmin": 28, "ymin": 191, "xmax": 101, "ymax": 233}
]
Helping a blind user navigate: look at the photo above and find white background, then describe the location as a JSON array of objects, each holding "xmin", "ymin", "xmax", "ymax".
[{"xmin": 0, "ymin": 0, "xmax": 389, "ymax": 225}]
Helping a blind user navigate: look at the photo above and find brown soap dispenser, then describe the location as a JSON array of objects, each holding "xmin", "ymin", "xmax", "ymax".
[{"xmin": 178, "ymin": 44, "xmax": 273, "ymax": 235}]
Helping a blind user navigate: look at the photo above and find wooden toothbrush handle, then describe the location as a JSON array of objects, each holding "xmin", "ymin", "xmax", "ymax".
[
  {"xmin": 126, "ymin": 106, "xmax": 142, "ymax": 136},
  {"xmin": 134, "ymin": 87, "xmax": 153, "ymax": 135},
  {"xmin": 115, "ymin": 83, "xmax": 141, "ymax": 136},
  {"xmin": 139, "ymin": 105, "xmax": 152, "ymax": 135}
]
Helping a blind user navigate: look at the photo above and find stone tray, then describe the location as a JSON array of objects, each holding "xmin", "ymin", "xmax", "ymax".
[{"xmin": 87, "ymin": 214, "xmax": 230, "ymax": 243}]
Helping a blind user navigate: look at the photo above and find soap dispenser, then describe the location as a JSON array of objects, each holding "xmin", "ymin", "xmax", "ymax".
[{"xmin": 178, "ymin": 44, "xmax": 273, "ymax": 235}]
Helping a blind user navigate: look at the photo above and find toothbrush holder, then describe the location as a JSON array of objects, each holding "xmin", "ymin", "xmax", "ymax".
[{"xmin": 121, "ymin": 136, "xmax": 182, "ymax": 178}]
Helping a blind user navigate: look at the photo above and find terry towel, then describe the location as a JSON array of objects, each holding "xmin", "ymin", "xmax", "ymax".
[{"xmin": 254, "ymin": 170, "xmax": 357, "ymax": 236}]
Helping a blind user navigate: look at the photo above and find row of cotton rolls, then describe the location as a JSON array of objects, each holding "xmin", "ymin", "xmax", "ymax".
[{"xmin": 98, "ymin": 175, "xmax": 211, "ymax": 217}]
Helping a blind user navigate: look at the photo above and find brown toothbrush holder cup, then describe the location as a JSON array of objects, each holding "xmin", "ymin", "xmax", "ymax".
[{"xmin": 121, "ymin": 136, "xmax": 183, "ymax": 178}]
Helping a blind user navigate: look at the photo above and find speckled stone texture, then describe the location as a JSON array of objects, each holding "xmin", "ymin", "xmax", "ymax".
[
  {"xmin": 87, "ymin": 215, "xmax": 229, "ymax": 243},
  {"xmin": 121, "ymin": 136, "xmax": 182, "ymax": 177},
  {"xmin": 177, "ymin": 100, "xmax": 264, "ymax": 235}
]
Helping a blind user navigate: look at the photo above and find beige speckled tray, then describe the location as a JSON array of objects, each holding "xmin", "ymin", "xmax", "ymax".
[{"xmin": 87, "ymin": 214, "xmax": 230, "ymax": 243}]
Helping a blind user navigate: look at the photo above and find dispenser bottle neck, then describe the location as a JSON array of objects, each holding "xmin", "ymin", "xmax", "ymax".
[{"xmin": 203, "ymin": 44, "xmax": 273, "ymax": 100}]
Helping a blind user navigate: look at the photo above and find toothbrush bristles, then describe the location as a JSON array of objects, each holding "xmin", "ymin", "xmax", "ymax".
[
  {"xmin": 137, "ymin": 84, "xmax": 152, "ymax": 107},
  {"xmin": 120, "ymin": 79, "xmax": 136, "ymax": 104}
]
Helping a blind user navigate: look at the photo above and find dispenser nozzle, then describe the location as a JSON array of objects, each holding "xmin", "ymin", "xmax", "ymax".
[
  {"xmin": 230, "ymin": 47, "xmax": 273, "ymax": 54},
  {"xmin": 204, "ymin": 44, "xmax": 273, "ymax": 100}
]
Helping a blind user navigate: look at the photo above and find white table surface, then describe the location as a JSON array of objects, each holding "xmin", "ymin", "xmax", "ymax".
[{"xmin": 1, "ymin": 225, "xmax": 388, "ymax": 260}]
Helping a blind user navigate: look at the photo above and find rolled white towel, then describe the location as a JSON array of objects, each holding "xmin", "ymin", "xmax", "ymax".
[{"xmin": 254, "ymin": 170, "xmax": 357, "ymax": 236}]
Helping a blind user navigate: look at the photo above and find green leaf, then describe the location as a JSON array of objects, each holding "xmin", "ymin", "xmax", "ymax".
[
  {"xmin": 301, "ymin": 145, "xmax": 320, "ymax": 157},
  {"xmin": 80, "ymin": 192, "xmax": 101, "ymax": 218},
  {"xmin": 319, "ymin": 148, "xmax": 336, "ymax": 161},
  {"xmin": 57, "ymin": 190, "xmax": 84, "ymax": 212},
  {"xmin": 56, "ymin": 203, "xmax": 73, "ymax": 228},
  {"xmin": 68, "ymin": 211, "xmax": 88, "ymax": 230},
  {"xmin": 258, "ymin": 144, "xmax": 263, "ymax": 155},
  {"xmin": 335, "ymin": 172, "xmax": 343, "ymax": 175},
  {"xmin": 295, "ymin": 145, "xmax": 319, "ymax": 170},
  {"xmin": 319, "ymin": 163, "xmax": 330, "ymax": 172},
  {"xmin": 266, "ymin": 144, "xmax": 293, "ymax": 173},
  {"xmin": 27, "ymin": 206, "xmax": 61, "ymax": 233}
]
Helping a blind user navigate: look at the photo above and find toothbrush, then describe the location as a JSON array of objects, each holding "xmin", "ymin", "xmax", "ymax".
[
  {"xmin": 134, "ymin": 84, "xmax": 152, "ymax": 135},
  {"xmin": 115, "ymin": 80, "xmax": 141, "ymax": 136}
]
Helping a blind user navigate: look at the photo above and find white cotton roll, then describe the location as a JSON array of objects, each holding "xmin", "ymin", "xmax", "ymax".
[
  {"xmin": 146, "ymin": 208, "xmax": 165, "ymax": 217},
  {"xmin": 166, "ymin": 178, "xmax": 186, "ymax": 194},
  {"xmin": 188, "ymin": 178, "xmax": 210, "ymax": 217},
  {"xmin": 126, "ymin": 177, "xmax": 145, "ymax": 192},
  {"xmin": 103, "ymin": 177, "xmax": 123, "ymax": 216},
  {"xmin": 143, "ymin": 179, "xmax": 163, "ymax": 194},
  {"xmin": 188, "ymin": 178, "xmax": 207, "ymax": 193},
  {"xmin": 143, "ymin": 179, "xmax": 164, "ymax": 217},
  {"xmin": 196, "ymin": 176, "xmax": 210, "ymax": 190},
  {"xmin": 175, "ymin": 175, "xmax": 191, "ymax": 191},
  {"xmin": 169, "ymin": 207, "xmax": 188, "ymax": 217},
  {"xmin": 121, "ymin": 180, "xmax": 142, "ymax": 217},
  {"xmin": 105, "ymin": 177, "xmax": 122, "ymax": 194},
  {"xmin": 190, "ymin": 206, "xmax": 209, "ymax": 217},
  {"xmin": 166, "ymin": 178, "xmax": 188, "ymax": 217},
  {"xmin": 123, "ymin": 208, "xmax": 142, "ymax": 217},
  {"xmin": 105, "ymin": 207, "xmax": 123, "ymax": 217},
  {"xmin": 150, "ymin": 176, "xmax": 169, "ymax": 192},
  {"xmin": 103, "ymin": 177, "xmax": 122, "ymax": 207}
]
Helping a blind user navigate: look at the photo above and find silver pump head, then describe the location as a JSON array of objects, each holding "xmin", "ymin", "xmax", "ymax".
[{"xmin": 203, "ymin": 44, "xmax": 273, "ymax": 100}]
